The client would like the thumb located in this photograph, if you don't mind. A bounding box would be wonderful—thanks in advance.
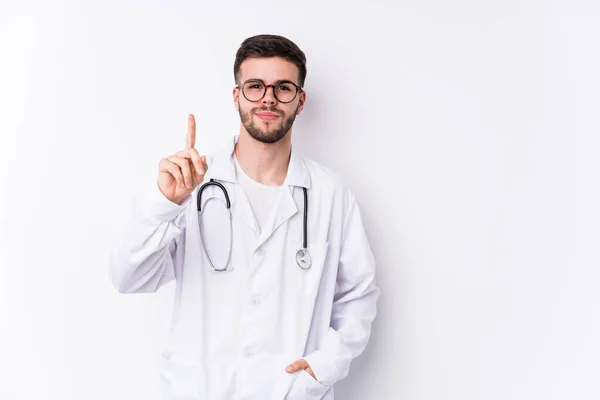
[286,359,308,373]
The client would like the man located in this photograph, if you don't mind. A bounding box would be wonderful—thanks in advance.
[109,34,380,400]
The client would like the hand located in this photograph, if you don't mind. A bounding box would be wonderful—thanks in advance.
[286,359,317,381]
[158,114,208,205]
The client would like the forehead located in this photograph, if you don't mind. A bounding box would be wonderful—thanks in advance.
[239,57,299,83]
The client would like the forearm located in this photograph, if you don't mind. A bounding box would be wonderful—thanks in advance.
[304,282,380,386]
[109,184,191,293]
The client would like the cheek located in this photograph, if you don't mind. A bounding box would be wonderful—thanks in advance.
[282,104,297,116]
[238,102,255,117]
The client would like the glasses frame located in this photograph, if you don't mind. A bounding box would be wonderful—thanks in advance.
[235,79,303,104]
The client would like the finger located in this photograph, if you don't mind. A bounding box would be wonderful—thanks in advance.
[286,359,308,373]
[159,158,184,188]
[176,148,205,176]
[186,114,196,149]
[169,155,194,188]
[167,155,193,188]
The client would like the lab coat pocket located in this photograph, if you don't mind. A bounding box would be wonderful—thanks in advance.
[158,351,200,400]
[294,242,329,299]
[285,369,330,399]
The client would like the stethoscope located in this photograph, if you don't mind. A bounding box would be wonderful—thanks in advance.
[197,178,311,272]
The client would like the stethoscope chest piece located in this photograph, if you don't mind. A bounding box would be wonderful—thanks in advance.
[296,248,312,269]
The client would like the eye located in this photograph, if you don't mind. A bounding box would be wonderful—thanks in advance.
[278,85,292,91]
[244,81,265,90]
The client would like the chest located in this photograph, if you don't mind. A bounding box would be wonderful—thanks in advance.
[189,181,336,299]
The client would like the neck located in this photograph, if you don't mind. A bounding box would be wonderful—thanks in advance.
[234,129,292,186]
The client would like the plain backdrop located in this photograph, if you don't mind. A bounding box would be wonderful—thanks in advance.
[1,0,598,399]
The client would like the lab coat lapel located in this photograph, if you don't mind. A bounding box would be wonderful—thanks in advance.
[232,184,259,234]
[254,150,311,250]
[255,187,298,249]
[205,135,259,234]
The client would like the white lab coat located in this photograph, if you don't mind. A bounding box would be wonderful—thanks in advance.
[109,135,380,400]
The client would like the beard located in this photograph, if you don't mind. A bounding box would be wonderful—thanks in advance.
[239,103,299,144]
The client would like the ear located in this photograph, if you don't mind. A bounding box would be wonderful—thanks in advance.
[233,86,240,111]
[296,91,306,115]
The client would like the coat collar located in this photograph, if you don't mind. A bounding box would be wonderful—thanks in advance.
[207,135,311,189]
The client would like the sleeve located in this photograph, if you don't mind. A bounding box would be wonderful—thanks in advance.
[302,192,380,388]
[108,182,193,294]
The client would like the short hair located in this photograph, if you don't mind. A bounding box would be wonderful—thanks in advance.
[233,34,307,86]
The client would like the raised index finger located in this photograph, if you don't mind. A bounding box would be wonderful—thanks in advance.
[186,114,196,149]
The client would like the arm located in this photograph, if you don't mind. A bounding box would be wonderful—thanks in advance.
[108,183,192,294]
[109,114,206,294]
[303,193,380,387]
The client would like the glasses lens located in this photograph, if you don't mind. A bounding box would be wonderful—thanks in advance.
[274,82,297,103]
[243,81,265,102]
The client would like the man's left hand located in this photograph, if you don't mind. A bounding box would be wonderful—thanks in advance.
[286,359,317,381]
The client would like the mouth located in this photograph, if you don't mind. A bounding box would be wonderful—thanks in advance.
[255,111,281,121]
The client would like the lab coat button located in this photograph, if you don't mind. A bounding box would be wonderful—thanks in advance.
[256,248,265,255]
[306,387,320,396]
[250,295,260,305]
[243,348,254,358]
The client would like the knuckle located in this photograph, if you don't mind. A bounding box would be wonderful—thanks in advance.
[173,157,185,166]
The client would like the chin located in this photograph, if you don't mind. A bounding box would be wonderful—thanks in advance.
[253,133,286,144]
[248,127,289,144]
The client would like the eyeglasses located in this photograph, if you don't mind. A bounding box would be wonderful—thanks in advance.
[236,79,303,104]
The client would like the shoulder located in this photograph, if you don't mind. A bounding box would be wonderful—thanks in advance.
[299,156,356,205]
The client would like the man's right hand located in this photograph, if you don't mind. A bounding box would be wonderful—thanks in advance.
[158,114,208,205]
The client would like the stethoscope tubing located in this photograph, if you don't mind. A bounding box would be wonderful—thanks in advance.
[197,178,310,270]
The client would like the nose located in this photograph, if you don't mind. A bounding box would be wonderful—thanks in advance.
[262,85,277,105]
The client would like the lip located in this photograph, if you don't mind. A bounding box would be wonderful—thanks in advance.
[255,112,280,120]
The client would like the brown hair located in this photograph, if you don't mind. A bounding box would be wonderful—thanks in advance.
[233,34,307,86]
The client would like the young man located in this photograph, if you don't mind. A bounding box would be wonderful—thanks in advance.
[109,34,380,400]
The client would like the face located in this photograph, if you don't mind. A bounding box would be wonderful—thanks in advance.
[233,57,306,144]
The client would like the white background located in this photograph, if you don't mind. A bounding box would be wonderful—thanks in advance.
[1,0,598,399]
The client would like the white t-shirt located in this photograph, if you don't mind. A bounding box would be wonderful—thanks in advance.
[233,154,282,233]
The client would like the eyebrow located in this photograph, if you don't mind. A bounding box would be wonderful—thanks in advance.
[246,78,298,86]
